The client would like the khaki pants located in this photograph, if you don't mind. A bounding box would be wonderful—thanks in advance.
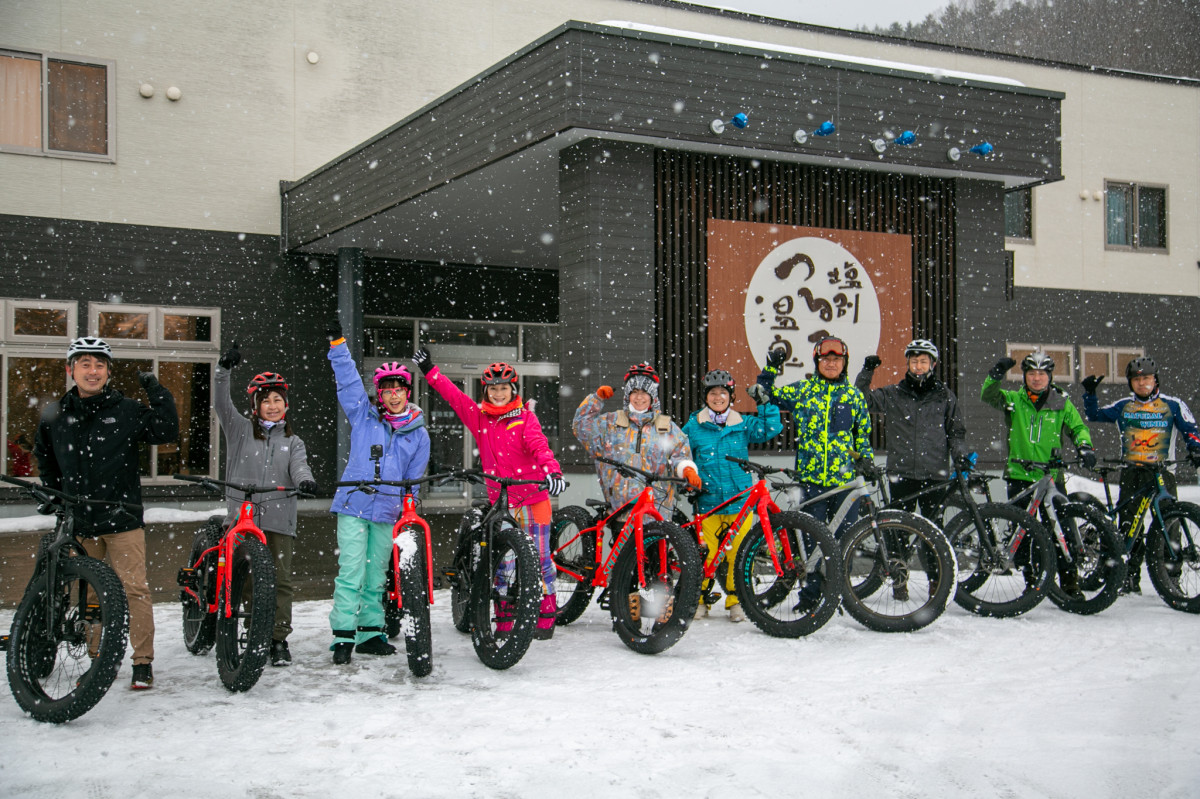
[82,528,154,665]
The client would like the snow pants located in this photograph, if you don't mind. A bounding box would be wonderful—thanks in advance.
[329,514,393,645]
[514,500,556,595]
[699,513,752,607]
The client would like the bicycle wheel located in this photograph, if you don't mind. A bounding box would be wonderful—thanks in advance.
[732,511,842,638]
[7,556,129,723]
[470,524,540,670]
[214,538,275,692]
[1145,501,1200,613]
[384,546,402,640]
[944,502,1054,617]
[396,527,433,677]
[449,509,481,634]
[608,521,702,654]
[1045,502,1126,615]
[840,512,957,633]
[181,517,220,655]
[550,506,597,626]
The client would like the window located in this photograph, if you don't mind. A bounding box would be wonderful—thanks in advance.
[1004,188,1032,240]
[1105,182,1167,251]
[0,49,114,160]
[1003,343,1075,383]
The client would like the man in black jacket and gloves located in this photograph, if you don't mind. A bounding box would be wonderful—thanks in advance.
[34,336,179,689]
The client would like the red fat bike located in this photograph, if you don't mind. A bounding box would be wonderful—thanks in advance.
[175,475,311,692]
[549,457,702,654]
[674,456,843,638]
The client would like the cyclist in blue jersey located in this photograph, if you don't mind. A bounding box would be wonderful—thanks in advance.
[1082,355,1200,593]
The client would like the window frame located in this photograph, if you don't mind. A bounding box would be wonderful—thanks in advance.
[1104,180,1168,253]
[0,48,116,162]
[1003,343,1075,384]
[2,298,77,345]
[89,303,221,350]
[1003,186,1033,243]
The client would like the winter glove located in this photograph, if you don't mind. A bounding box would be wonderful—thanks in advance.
[1079,447,1097,470]
[412,347,434,375]
[747,383,769,406]
[546,473,566,497]
[765,347,787,370]
[858,457,881,482]
[1189,452,1200,469]
[989,357,1017,381]
[1081,375,1104,394]
[137,371,160,392]
[682,466,702,491]
[325,317,343,342]
[595,385,614,400]
[298,480,318,497]
[218,342,242,371]
[954,453,975,473]
[863,355,882,371]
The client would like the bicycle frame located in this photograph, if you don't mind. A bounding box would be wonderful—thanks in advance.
[187,498,269,620]
[1008,471,1078,564]
[389,492,436,610]
[1092,464,1182,555]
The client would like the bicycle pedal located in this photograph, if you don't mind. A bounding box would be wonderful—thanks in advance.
[656,597,675,624]
[177,567,200,590]
[0,635,7,652]
[628,592,641,622]
[597,588,611,611]
[82,603,103,623]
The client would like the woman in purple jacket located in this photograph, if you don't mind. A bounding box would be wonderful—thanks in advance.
[413,347,566,639]
[326,320,430,665]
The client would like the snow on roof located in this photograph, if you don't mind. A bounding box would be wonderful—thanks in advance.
[599,20,1026,87]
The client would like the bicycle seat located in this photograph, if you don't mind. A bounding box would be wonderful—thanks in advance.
[585,498,608,511]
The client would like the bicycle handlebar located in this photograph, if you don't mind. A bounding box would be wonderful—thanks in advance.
[0,474,143,513]
[442,469,559,490]
[173,474,315,499]
[724,456,789,478]
[333,472,458,492]
[596,456,689,485]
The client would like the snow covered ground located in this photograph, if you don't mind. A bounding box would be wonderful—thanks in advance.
[1,582,1197,798]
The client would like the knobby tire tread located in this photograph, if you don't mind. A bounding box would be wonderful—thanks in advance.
[215,538,275,692]
[608,521,702,655]
[396,528,433,676]
[550,505,598,626]
[470,525,539,670]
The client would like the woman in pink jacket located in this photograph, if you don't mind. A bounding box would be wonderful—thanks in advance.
[412,347,566,639]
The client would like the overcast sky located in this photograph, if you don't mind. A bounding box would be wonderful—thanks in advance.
[676,0,953,30]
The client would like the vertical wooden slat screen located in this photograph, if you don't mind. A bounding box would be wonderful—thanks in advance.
[654,150,957,452]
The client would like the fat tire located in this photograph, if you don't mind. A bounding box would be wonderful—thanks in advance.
[608,521,702,654]
[396,527,433,677]
[840,512,957,633]
[215,539,275,692]
[470,525,540,670]
[550,506,597,626]
[1145,501,1200,613]
[1044,502,1126,615]
[944,502,1054,617]
[181,517,220,655]
[449,509,481,634]
[733,511,842,638]
[7,556,129,724]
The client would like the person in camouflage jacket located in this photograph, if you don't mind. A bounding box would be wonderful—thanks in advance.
[757,336,873,536]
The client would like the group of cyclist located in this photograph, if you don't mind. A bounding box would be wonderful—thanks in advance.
[27,323,1200,687]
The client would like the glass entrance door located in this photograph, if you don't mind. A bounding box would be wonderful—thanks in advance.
[422,375,472,500]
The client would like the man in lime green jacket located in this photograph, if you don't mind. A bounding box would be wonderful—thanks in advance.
[981,351,1096,490]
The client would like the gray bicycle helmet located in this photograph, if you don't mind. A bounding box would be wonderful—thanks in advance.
[702,369,735,399]
[904,339,939,363]
[1021,350,1055,373]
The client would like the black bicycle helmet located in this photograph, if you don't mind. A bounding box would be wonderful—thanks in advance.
[1021,351,1055,373]
[702,369,735,399]
[1126,355,1158,392]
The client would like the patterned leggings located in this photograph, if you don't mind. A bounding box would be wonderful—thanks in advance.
[514,500,556,595]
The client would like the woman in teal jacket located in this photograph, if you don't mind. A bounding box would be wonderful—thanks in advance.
[683,370,782,621]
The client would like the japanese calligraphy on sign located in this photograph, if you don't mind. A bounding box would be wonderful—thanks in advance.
[706,220,913,399]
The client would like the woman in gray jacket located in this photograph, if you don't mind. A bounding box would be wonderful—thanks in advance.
[215,343,317,667]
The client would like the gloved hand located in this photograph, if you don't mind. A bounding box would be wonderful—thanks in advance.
[1081,375,1104,394]
[298,480,318,496]
[766,347,787,370]
[218,342,242,370]
[326,317,343,342]
[989,357,1017,381]
[863,355,882,371]
[1189,452,1200,469]
[1079,447,1097,470]
[137,371,160,392]
[546,473,566,497]
[682,466,702,490]
[412,347,434,375]
[747,383,769,405]
[36,501,55,516]
[858,458,881,481]
[595,385,614,400]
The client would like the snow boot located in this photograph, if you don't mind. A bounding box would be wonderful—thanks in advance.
[534,595,557,640]
[494,600,514,638]
[694,602,710,620]
[355,635,397,656]
[130,663,154,690]
[727,603,746,623]
[332,629,355,664]
[270,640,292,667]
[793,572,824,612]
[1060,567,1083,599]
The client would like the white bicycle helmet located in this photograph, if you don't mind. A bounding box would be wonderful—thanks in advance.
[904,339,939,363]
[67,336,112,362]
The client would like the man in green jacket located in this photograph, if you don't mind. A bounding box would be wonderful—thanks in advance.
[981,350,1096,593]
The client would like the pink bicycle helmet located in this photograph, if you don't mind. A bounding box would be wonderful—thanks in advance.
[374,362,413,403]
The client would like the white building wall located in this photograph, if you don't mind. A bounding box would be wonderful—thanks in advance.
[1,0,1196,299]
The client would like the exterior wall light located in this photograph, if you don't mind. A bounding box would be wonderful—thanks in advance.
[306,51,320,64]
[138,83,155,98]
[166,86,182,101]
[710,112,749,135]
[947,147,962,162]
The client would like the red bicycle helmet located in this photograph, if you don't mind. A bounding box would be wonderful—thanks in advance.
[246,372,289,396]
[481,362,518,386]
[624,362,660,383]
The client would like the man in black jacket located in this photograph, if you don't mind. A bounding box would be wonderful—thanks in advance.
[33,336,179,689]
[855,339,971,516]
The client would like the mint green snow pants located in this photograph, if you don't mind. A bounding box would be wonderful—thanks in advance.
[328,514,394,645]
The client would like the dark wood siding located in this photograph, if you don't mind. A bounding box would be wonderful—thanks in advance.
[655,151,958,451]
